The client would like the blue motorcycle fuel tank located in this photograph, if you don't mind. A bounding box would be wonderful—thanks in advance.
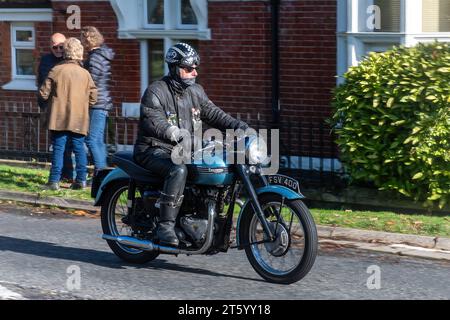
[187,154,234,186]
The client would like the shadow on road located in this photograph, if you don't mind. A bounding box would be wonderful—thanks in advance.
[0,235,265,283]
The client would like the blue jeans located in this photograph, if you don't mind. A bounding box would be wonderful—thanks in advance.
[49,131,87,183]
[86,109,108,170]
[61,140,75,180]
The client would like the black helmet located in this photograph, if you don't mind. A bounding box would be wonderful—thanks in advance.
[165,42,200,68]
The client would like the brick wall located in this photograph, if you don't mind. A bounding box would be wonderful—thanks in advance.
[278,0,337,157]
[200,1,273,124]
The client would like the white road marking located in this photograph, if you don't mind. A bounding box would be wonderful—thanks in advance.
[0,284,25,300]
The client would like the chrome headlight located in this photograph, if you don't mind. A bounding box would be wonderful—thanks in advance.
[247,135,269,164]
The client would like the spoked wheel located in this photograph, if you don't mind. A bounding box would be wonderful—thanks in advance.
[240,194,318,284]
[101,181,159,264]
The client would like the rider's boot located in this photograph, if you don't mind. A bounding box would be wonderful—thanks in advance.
[156,193,183,247]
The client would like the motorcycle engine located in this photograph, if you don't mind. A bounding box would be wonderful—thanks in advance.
[177,186,216,247]
[180,215,208,246]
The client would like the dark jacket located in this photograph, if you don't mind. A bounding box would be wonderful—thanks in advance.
[37,53,63,110]
[134,76,248,154]
[84,44,115,111]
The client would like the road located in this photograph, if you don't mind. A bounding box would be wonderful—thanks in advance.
[0,202,449,300]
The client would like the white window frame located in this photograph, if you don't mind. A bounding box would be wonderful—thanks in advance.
[2,22,37,91]
[11,23,36,80]
[337,0,450,84]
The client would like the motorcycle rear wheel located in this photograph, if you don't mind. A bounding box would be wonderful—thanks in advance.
[240,193,318,284]
[101,180,160,264]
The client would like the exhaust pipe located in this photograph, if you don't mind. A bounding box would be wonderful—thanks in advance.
[102,234,181,254]
[102,200,217,255]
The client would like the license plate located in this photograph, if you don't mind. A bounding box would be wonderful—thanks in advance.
[267,175,301,194]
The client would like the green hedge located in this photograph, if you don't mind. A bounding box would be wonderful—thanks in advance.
[331,42,450,209]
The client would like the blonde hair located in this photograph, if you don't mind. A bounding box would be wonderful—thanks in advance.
[63,37,84,60]
[81,26,104,49]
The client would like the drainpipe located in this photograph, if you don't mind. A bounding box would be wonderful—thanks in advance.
[270,0,280,127]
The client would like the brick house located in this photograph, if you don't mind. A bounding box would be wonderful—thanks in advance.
[0,0,448,173]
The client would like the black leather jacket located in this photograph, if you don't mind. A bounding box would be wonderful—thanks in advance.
[84,45,115,111]
[134,76,249,154]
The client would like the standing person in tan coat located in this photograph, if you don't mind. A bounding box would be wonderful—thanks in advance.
[39,38,97,190]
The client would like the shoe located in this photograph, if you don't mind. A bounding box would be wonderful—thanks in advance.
[60,177,74,184]
[157,203,181,247]
[157,221,179,247]
[43,182,60,191]
[86,178,93,187]
[71,181,87,190]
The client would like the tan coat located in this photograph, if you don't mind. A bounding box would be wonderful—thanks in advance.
[39,60,98,136]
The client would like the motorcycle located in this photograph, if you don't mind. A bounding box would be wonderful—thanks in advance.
[91,136,318,284]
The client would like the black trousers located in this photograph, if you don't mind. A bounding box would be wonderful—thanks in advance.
[134,147,187,204]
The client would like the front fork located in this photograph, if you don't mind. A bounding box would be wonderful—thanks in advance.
[236,165,275,241]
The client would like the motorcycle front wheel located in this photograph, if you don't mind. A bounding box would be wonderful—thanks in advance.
[101,180,160,264]
[240,193,318,284]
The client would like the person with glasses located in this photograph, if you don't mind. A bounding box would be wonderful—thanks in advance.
[37,33,75,185]
[133,43,248,247]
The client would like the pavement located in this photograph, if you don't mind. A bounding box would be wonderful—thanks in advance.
[0,188,449,262]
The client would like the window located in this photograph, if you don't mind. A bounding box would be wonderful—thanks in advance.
[360,0,401,32]
[145,0,198,29]
[178,0,198,28]
[146,0,164,26]
[337,0,450,86]
[373,0,401,32]
[423,0,450,32]
[11,23,35,78]
[148,39,165,83]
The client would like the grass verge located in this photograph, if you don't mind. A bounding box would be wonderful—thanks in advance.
[0,164,91,201]
[310,208,449,238]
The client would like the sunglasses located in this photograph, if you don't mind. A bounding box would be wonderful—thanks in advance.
[181,66,199,73]
[52,45,64,50]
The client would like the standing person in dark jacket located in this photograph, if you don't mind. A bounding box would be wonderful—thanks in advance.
[81,26,115,176]
[37,33,75,183]
[134,43,248,247]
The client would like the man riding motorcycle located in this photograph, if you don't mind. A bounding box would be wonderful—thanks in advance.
[133,43,248,247]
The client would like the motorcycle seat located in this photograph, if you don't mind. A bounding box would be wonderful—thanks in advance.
[112,151,162,184]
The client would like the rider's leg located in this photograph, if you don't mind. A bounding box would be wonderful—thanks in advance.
[134,147,187,247]
[156,165,187,247]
